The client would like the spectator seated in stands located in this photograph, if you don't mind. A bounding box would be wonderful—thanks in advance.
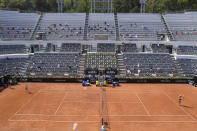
[35,13,85,40]
[87,13,115,40]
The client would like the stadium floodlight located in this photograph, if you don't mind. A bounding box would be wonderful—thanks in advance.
[139,0,146,13]
[56,0,64,13]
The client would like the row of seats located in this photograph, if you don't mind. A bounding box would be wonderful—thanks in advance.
[0,44,27,54]
[0,10,40,40]
[26,53,80,76]
[35,13,85,40]
[1,10,197,41]
[177,59,197,77]
[61,43,81,52]
[97,43,115,52]
[118,13,165,41]
[0,57,28,76]
[151,44,169,53]
[123,53,178,76]
[164,12,197,41]
[2,43,197,56]
[121,43,138,52]
[86,53,117,68]
[1,52,197,78]
[87,13,115,40]
[177,46,197,55]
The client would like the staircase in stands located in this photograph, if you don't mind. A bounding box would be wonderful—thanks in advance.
[161,14,175,41]
[83,12,89,40]
[116,53,126,76]
[114,12,120,41]
[78,53,86,78]
[30,13,43,40]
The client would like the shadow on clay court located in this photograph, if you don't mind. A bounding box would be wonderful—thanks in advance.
[9,87,15,90]
[181,105,193,108]
[28,92,33,94]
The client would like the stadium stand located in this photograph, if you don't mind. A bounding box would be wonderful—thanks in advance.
[26,53,80,76]
[87,13,116,40]
[60,43,81,52]
[164,12,197,41]
[85,53,117,69]
[0,10,197,82]
[177,58,197,76]
[118,13,166,41]
[0,10,40,40]
[177,45,197,55]
[151,44,169,53]
[45,43,54,52]
[35,13,86,40]
[0,44,27,54]
[123,53,179,76]
[97,43,115,52]
[0,57,29,76]
[121,43,138,52]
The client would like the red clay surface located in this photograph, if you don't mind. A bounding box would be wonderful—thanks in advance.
[0,83,197,131]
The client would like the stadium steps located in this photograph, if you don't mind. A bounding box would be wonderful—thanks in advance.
[161,14,175,41]
[117,53,126,76]
[30,13,42,40]
[20,58,31,76]
[114,12,120,41]
[79,53,86,77]
[83,12,89,40]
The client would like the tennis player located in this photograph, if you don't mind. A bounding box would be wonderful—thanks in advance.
[178,94,184,106]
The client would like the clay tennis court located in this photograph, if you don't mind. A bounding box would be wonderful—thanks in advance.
[0,83,197,131]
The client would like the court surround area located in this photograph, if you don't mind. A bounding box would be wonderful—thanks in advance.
[0,83,197,131]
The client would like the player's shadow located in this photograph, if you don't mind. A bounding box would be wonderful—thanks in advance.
[28,91,33,94]
[181,105,192,108]
[9,87,15,90]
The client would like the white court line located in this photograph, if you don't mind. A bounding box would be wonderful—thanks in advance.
[14,114,191,117]
[8,89,41,121]
[73,123,78,130]
[15,114,100,117]
[107,121,197,123]
[162,91,197,122]
[8,119,100,123]
[62,101,140,104]
[8,119,197,123]
[54,92,67,115]
[135,93,151,116]
[14,89,41,115]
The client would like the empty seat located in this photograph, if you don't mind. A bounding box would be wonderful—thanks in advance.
[164,12,197,41]
[87,13,116,40]
[123,53,178,76]
[0,44,27,54]
[118,13,165,41]
[177,46,197,55]
[97,43,115,52]
[0,10,40,40]
[35,13,85,40]
[26,53,80,76]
